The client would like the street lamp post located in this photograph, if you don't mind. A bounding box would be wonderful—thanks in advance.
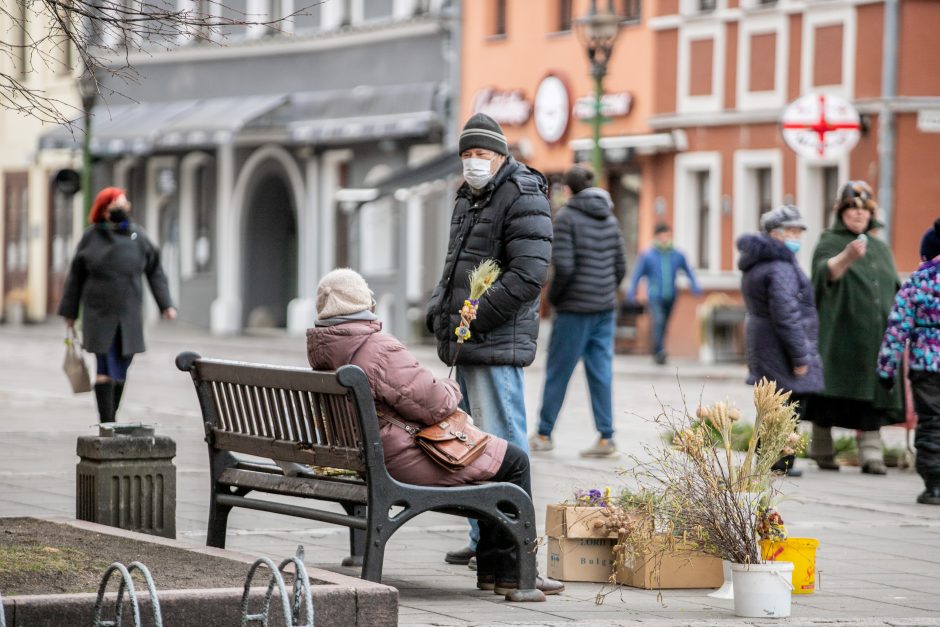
[77,72,98,224]
[575,0,622,186]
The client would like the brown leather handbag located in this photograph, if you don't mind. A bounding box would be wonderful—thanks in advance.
[381,409,491,472]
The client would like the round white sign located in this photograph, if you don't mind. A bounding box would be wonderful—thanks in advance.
[533,75,569,144]
[781,93,861,160]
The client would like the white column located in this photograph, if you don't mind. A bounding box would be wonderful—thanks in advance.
[318,150,352,278]
[405,191,423,303]
[286,153,320,335]
[210,142,241,334]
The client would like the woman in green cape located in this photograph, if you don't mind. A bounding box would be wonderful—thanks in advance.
[807,181,904,475]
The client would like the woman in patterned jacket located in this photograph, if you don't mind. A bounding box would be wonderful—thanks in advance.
[877,218,940,505]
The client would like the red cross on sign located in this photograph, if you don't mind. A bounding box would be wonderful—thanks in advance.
[781,93,861,160]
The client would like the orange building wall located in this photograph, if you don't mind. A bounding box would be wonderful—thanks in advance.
[787,15,801,101]
[724,22,738,110]
[894,114,940,272]
[899,0,940,96]
[653,28,678,114]
[855,3,883,99]
[461,0,656,175]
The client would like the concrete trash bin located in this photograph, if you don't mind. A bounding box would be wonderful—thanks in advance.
[76,424,176,538]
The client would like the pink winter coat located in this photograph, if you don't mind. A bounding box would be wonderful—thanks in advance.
[306,320,507,487]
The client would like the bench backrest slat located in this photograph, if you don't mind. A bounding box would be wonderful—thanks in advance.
[188,358,370,473]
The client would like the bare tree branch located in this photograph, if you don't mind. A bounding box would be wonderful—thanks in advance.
[1,0,324,125]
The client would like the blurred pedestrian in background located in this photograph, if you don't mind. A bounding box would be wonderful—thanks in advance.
[877,219,940,504]
[627,223,701,365]
[58,187,176,423]
[529,165,626,458]
[737,205,824,477]
[806,181,903,475]
[425,113,552,566]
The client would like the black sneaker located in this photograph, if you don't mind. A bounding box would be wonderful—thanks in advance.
[917,486,940,505]
[444,545,476,565]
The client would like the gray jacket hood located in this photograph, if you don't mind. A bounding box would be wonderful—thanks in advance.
[567,187,614,220]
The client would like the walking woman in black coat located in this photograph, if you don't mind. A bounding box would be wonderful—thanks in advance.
[58,187,176,423]
[737,205,824,476]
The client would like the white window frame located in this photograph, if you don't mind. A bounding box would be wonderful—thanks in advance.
[796,153,849,270]
[321,0,364,30]
[801,6,856,101]
[732,149,783,265]
[179,151,215,279]
[736,12,788,111]
[677,21,726,114]
[674,152,722,273]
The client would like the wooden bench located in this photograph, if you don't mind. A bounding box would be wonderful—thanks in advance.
[175,352,544,602]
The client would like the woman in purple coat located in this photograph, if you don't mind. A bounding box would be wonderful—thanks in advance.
[737,206,824,475]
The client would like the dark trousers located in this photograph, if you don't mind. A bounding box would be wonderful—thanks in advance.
[910,371,940,488]
[476,443,532,580]
[648,298,675,355]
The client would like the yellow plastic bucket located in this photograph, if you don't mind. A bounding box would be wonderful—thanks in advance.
[760,537,819,595]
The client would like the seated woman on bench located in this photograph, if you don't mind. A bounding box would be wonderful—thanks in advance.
[301,268,562,596]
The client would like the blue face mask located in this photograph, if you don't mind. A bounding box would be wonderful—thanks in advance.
[784,239,802,254]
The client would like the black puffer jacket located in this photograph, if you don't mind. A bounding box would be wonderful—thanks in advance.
[426,157,553,367]
[547,187,626,313]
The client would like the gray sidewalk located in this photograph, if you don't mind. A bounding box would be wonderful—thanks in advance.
[1,321,938,626]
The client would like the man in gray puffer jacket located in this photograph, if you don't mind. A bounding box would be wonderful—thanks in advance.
[530,165,627,458]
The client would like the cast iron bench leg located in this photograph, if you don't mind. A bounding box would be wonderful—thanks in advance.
[341,503,366,567]
[207,496,232,549]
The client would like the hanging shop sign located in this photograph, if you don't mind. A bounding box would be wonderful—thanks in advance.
[472,88,532,126]
[781,93,861,160]
[572,92,633,120]
[533,74,570,144]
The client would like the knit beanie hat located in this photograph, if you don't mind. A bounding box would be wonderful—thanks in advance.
[921,218,940,260]
[458,113,509,156]
[563,165,595,194]
[316,269,374,320]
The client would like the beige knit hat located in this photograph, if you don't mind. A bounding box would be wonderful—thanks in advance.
[316,268,374,319]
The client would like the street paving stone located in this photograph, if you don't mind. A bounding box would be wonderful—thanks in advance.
[1,322,939,625]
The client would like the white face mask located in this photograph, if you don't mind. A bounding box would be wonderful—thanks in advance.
[462,158,494,189]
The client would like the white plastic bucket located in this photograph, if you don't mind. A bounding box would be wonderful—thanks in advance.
[730,561,794,618]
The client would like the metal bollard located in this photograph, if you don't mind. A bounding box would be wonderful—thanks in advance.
[76,424,177,538]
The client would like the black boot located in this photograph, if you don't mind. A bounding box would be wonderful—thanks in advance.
[94,381,115,423]
[771,455,802,477]
[112,381,125,419]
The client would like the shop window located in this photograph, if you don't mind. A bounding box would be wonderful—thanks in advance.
[620,0,641,23]
[193,164,215,273]
[557,0,572,31]
[698,0,717,12]
[695,171,711,270]
[493,0,507,36]
[821,165,839,230]
[755,167,772,224]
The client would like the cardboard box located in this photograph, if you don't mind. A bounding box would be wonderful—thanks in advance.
[546,536,617,582]
[544,503,618,539]
[614,537,723,589]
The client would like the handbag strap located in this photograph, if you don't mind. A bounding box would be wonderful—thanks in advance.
[67,326,84,350]
[377,410,418,436]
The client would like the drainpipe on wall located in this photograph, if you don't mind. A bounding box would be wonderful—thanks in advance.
[877,0,899,244]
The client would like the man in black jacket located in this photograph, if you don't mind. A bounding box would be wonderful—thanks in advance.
[426,113,553,569]
[529,165,626,458]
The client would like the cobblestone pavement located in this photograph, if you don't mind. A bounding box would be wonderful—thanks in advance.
[1,321,938,626]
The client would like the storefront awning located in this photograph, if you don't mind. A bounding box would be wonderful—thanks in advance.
[156,94,288,148]
[245,82,442,144]
[568,130,688,156]
[38,100,199,155]
[336,151,462,206]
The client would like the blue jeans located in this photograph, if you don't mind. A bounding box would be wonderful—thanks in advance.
[456,364,529,551]
[537,311,616,440]
[648,298,675,355]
